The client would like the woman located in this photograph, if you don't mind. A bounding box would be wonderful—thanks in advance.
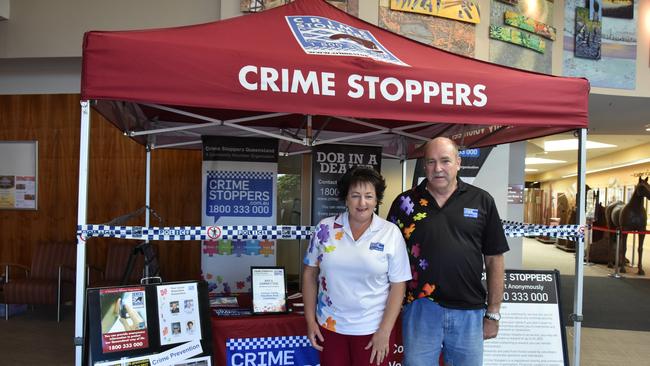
[303,166,411,366]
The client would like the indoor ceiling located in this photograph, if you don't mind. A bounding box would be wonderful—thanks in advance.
[524,93,650,175]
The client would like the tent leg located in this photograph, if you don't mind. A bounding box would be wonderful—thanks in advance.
[572,128,587,366]
[401,159,407,192]
[144,147,151,280]
[75,100,91,366]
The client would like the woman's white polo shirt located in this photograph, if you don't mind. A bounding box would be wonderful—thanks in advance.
[304,211,411,335]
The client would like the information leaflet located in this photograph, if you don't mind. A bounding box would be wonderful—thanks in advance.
[99,287,149,354]
[157,283,203,346]
[483,269,568,366]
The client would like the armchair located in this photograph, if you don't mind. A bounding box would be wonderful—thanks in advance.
[87,242,150,288]
[1,242,76,321]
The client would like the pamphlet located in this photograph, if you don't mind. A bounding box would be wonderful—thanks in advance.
[157,283,203,346]
[99,287,149,354]
[210,296,239,308]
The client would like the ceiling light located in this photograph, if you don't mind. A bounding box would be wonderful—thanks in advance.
[543,139,616,152]
[561,157,650,178]
[525,157,567,165]
[525,168,539,172]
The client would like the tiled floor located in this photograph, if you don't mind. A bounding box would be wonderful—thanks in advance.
[1,238,648,365]
[566,327,650,366]
[523,237,650,365]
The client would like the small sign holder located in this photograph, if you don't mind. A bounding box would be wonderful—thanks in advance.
[251,266,287,314]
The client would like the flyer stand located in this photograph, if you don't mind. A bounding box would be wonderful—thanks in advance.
[85,281,213,366]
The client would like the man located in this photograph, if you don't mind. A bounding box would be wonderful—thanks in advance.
[387,137,508,366]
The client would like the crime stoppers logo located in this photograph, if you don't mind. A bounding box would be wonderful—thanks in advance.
[286,16,408,66]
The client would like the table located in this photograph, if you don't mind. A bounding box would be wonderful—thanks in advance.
[211,295,405,366]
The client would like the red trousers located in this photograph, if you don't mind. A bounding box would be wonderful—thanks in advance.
[319,326,395,366]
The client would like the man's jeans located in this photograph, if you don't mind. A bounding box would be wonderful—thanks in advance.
[402,298,484,366]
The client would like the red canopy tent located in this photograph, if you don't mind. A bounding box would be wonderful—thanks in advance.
[75,0,590,364]
[81,0,588,156]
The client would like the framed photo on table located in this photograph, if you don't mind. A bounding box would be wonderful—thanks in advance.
[251,266,287,314]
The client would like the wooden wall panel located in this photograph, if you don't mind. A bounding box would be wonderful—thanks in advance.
[0,94,202,281]
[0,95,80,267]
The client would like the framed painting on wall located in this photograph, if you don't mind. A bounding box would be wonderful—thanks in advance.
[601,0,633,19]
[607,186,624,204]
[574,7,601,59]
[0,141,38,210]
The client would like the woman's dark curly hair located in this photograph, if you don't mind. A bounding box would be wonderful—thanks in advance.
[336,166,386,204]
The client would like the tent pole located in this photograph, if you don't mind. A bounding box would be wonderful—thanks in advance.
[145,146,151,279]
[402,159,407,192]
[573,128,587,366]
[74,100,91,366]
[298,115,313,290]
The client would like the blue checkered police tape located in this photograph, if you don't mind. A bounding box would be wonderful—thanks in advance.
[502,220,583,239]
[221,225,314,239]
[76,221,582,241]
[206,171,274,180]
[77,225,315,241]
[227,336,312,351]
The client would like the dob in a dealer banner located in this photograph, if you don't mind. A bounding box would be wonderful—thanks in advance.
[412,146,494,187]
[311,144,382,225]
[201,136,277,294]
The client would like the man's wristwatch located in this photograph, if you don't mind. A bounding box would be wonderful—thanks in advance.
[484,312,501,321]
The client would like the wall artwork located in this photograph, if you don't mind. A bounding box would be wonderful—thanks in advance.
[489,0,553,73]
[489,25,546,53]
[240,0,359,16]
[563,0,637,89]
[588,0,602,21]
[379,1,475,57]
[504,10,556,40]
[390,0,481,24]
[601,0,633,19]
[574,7,601,59]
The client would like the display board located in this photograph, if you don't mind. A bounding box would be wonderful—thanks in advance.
[201,136,278,294]
[411,147,494,187]
[311,144,381,225]
[483,269,569,365]
[86,281,213,366]
[0,141,37,210]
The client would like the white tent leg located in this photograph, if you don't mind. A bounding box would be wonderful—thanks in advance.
[401,159,407,191]
[74,100,91,366]
[145,147,151,279]
[572,128,587,366]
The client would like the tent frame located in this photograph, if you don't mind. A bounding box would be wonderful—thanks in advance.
[74,100,588,366]
[129,103,431,155]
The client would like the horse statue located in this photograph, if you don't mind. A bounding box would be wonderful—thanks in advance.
[605,176,650,275]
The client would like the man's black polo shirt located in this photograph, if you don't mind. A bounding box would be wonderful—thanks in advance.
[387,178,509,309]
